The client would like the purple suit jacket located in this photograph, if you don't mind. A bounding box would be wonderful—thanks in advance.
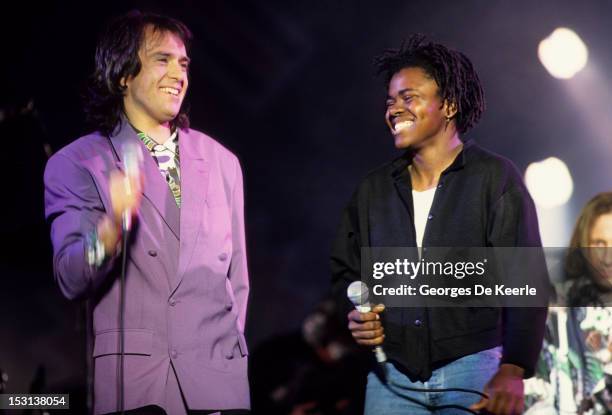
[44,120,250,413]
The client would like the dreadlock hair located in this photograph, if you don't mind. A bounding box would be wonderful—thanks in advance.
[83,10,192,137]
[373,34,485,135]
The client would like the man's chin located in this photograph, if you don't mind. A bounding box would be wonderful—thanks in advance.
[393,135,413,149]
[161,109,182,123]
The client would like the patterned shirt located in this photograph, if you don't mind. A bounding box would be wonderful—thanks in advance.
[137,130,181,207]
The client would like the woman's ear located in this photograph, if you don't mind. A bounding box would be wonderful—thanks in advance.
[444,100,458,119]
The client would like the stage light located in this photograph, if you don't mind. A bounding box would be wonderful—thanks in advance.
[525,157,574,209]
[538,27,588,79]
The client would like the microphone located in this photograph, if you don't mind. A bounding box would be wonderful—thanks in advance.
[117,140,143,414]
[347,281,388,382]
[120,141,143,232]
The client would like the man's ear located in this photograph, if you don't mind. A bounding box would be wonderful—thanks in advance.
[444,100,458,119]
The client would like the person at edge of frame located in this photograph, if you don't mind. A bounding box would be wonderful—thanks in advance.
[43,10,250,415]
[331,35,548,415]
[556,192,612,414]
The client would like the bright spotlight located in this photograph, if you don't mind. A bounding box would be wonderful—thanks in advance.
[538,27,588,79]
[525,157,574,209]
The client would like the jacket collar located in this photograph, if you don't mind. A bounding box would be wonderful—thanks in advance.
[391,138,476,181]
[108,116,210,294]
[108,116,181,239]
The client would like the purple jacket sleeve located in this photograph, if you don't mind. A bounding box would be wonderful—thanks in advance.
[44,153,116,300]
[228,157,249,329]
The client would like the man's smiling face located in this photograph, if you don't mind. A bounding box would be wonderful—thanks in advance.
[385,67,451,149]
[123,26,190,129]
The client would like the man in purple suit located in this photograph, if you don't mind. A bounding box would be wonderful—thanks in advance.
[44,11,250,415]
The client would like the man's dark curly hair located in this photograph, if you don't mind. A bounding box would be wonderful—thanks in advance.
[374,34,485,135]
[83,10,192,136]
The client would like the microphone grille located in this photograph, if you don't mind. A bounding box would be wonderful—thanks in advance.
[347,281,369,306]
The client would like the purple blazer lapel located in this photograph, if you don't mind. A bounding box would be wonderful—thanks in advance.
[173,129,209,295]
[109,120,180,239]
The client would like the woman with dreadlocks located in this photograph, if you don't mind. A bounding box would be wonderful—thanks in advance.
[331,35,547,415]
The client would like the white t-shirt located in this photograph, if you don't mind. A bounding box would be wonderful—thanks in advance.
[412,188,436,247]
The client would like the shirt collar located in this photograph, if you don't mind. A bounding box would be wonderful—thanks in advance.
[391,138,475,180]
[126,120,179,146]
[164,130,179,150]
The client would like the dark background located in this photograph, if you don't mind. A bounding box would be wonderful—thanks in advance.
[1,0,611,410]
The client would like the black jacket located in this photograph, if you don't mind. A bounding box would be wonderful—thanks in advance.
[331,140,547,380]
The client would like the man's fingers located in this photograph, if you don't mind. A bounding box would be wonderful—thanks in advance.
[351,328,384,339]
[469,397,487,411]
[487,389,508,414]
[347,307,385,347]
[348,319,381,331]
[354,336,385,346]
[487,391,522,415]
[501,395,523,415]
[514,396,524,414]
[486,393,504,414]
[97,214,120,255]
[348,310,380,323]
[470,393,522,414]
[372,304,385,313]
[504,398,517,415]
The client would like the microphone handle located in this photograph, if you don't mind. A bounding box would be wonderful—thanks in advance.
[122,209,132,233]
[354,303,387,364]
